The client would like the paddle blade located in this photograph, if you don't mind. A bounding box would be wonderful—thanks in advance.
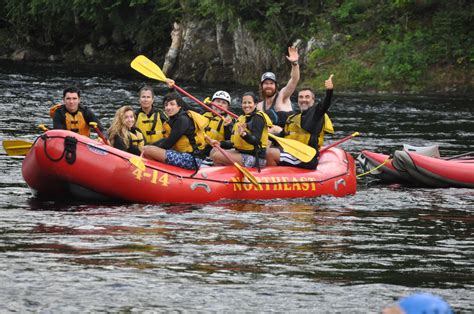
[208,139,260,187]
[234,162,260,187]
[131,55,167,82]
[269,134,316,163]
[2,140,33,156]
[129,155,146,171]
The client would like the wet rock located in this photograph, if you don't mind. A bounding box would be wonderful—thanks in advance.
[11,48,27,61]
[98,36,108,48]
[11,48,48,61]
[83,44,95,57]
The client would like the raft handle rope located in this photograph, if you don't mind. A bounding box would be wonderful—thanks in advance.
[356,157,391,178]
[42,134,65,162]
[42,134,78,164]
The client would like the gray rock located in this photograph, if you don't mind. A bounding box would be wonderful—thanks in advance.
[83,44,95,57]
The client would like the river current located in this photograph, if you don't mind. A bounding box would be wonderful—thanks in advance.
[0,60,473,312]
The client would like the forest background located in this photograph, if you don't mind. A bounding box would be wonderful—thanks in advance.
[1,0,472,94]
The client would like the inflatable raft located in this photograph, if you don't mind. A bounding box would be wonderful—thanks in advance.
[358,148,474,188]
[22,130,357,203]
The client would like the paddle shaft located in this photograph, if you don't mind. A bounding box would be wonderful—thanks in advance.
[173,85,228,119]
[204,135,233,162]
[212,141,236,164]
[89,122,109,145]
[176,83,316,162]
[205,135,259,186]
[320,132,359,153]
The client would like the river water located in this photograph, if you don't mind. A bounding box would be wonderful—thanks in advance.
[0,60,473,312]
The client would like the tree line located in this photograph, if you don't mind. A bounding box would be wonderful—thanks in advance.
[1,0,472,93]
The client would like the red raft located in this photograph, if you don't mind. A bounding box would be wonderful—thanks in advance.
[359,150,474,188]
[22,130,357,203]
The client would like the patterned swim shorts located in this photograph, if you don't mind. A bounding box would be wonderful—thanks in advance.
[241,153,266,168]
[166,150,202,170]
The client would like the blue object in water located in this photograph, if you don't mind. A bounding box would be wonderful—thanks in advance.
[398,293,453,314]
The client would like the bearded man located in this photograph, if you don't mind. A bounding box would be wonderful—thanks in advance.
[257,46,300,129]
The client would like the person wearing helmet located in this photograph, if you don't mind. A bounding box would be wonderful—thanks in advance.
[202,90,235,157]
[382,293,453,314]
[257,46,300,129]
[208,92,273,170]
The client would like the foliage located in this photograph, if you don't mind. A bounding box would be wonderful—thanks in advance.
[192,0,323,50]
[0,0,472,92]
[1,0,181,56]
[305,0,473,92]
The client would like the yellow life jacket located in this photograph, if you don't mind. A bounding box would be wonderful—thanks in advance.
[162,110,207,153]
[65,111,90,137]
[231,111,273,151]
[49,103,62,118]
[319,114,334,148]
[203,111,228,142]
[135,109,167,143]
[128,128,145,152]
[284,113,334,148]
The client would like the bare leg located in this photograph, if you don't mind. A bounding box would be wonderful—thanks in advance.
[266,147,281,166]
[143,145,167,163]
[210,148,243,166]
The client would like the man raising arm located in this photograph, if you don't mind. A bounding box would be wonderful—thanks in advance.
[257,46,300,128]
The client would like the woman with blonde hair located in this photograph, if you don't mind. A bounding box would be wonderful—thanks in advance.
[108,106,145,155]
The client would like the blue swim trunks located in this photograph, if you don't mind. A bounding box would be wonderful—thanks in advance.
[165,150,202,170]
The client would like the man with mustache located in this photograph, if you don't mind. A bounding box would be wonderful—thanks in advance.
[257,46,300,129]
[266,74,334,169]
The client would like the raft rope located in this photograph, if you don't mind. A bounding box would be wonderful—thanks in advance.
[42,134,64,162]
[356,157,391,178]
[42,134,78,164]
[64,136,78,164]
[39,134,352,186]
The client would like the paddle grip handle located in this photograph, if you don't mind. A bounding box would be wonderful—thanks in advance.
[89,122,110,145]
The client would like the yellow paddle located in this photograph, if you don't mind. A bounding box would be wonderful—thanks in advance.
[89,122,110,145]
[2,139,33,156]
[131,55,168,82]
[89,121,145,170]
[320,132,360,153]
[2,124,51,156]
[131,55,260,183]
[130,55,317,162]
[268,134,316,162]
[205,136,260,187]
[131,55,222,115]
[129,151,146,171]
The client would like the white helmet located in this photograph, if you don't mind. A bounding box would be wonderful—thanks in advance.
[212,90,231,104]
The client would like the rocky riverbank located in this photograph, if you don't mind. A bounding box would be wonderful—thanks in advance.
[1,12,472,95]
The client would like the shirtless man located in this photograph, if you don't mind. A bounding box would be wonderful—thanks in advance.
[257,46,300,129]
